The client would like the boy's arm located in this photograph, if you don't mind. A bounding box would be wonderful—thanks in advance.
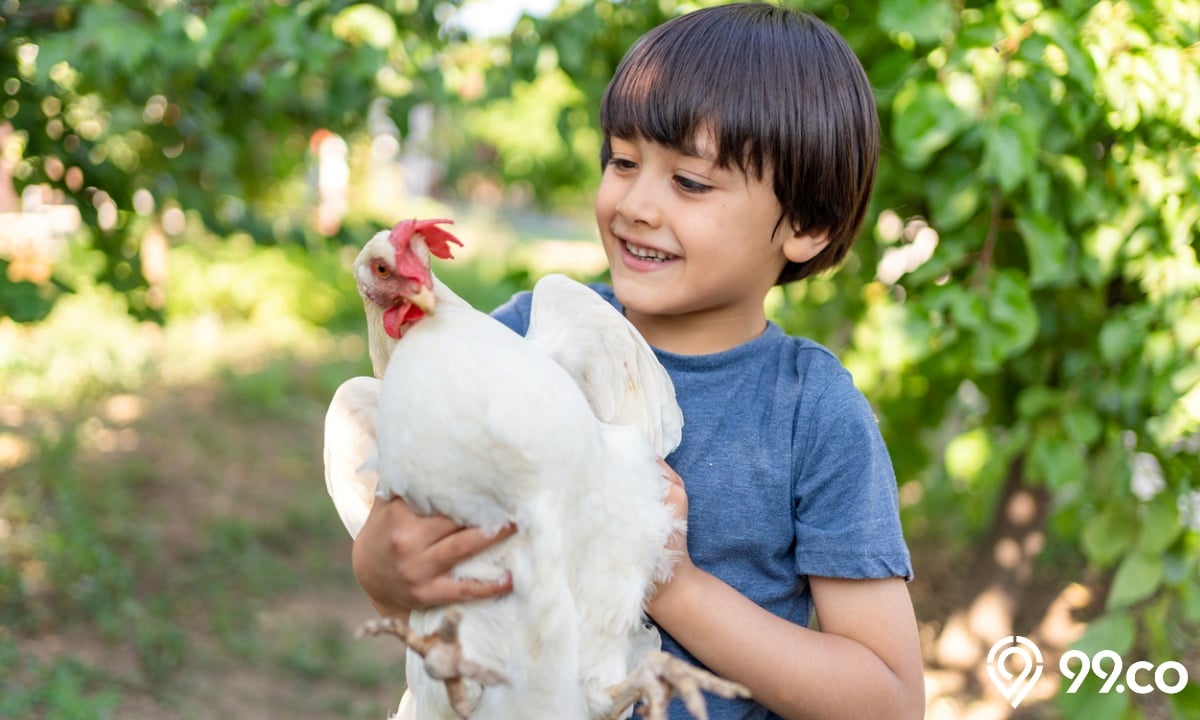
[648,469,925,720]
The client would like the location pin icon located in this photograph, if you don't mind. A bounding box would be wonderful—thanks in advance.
[986,635,1044,708]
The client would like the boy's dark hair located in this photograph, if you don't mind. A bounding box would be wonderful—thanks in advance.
[599,2,878,284]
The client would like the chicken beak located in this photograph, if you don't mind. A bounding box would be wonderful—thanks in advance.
[410,285,437,315]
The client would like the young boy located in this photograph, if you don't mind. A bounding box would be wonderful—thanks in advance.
[351,4,924,718]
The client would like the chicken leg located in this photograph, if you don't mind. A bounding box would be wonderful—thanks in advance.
[359,610,509,719]
[604,651,751,720]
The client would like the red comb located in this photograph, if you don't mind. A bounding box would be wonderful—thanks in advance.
[388,218,463,260]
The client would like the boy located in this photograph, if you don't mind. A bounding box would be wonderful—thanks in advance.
[352,4,924,718]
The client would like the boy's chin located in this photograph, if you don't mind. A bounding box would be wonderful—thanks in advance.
[611,278,673,320]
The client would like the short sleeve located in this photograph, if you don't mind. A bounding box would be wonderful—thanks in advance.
[490,284,618,336]
[489,290,533,335]
[792,365,912,581]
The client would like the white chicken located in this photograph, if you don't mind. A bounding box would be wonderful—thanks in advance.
[324,219,749,720]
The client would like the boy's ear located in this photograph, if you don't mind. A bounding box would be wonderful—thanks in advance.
[782,229,831,264]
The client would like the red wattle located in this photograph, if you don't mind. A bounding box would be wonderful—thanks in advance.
[383,302,426,339]
[383,304,405,339]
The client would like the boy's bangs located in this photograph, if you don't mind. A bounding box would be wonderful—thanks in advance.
[601,48,711,159]
[600,20,771,176]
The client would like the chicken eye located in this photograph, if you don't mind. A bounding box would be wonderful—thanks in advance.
[373,261,389,278]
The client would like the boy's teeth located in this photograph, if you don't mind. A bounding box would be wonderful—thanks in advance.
[625,241,672,261]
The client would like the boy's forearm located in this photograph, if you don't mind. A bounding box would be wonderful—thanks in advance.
[649,566,924,720]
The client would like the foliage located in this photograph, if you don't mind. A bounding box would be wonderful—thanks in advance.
[0,0,472,320]
[862,0,1198,663]
[814,1,1198,715]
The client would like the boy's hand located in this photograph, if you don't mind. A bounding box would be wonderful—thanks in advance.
[647,459,697,617]
[352,496,516,619]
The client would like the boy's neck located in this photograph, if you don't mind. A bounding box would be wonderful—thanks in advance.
[624,306,771,355]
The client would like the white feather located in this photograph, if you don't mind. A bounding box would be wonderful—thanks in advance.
[323,375,382,538]
[526,274,683,459]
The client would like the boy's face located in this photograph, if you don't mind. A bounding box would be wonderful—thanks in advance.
[595,133,826,349]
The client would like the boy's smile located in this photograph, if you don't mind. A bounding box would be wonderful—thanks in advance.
[596,135,828,355]
[621,239,679,265]
[619,237,681,269]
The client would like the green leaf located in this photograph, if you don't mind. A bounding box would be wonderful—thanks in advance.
[1027,427,1085,488]
[1062,407,1102,446]
[1016,386,1062,419]
[1082,507,1137,566]
[891,80,971,169]
[1107,552,1164,609]
[982,107,1041,192]
[1138,495,1181,554]
[1025,159,1053,215]
[1072,610,1136,656]
[878,0,955,45]
[1056,671,1132,720]
[79,3,156,73]
[984,270,1039,361]
[1046,152,1088,192]
[1060,613,1135,718]
[1032,10,1097,92]
[1016,212,1073,287]
[927,165,983,230]
[946,287,987,331]
[0,272,57,324]
[1098,317,1138,364]
[1181,578,1200,621]
[1168,681,1200,718]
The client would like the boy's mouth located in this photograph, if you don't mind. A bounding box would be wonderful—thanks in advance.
[623,240,678,262]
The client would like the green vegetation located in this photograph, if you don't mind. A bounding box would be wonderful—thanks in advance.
[1,0,1197,717]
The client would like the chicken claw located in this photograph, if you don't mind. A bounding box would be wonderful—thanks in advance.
[604,651,751,720]
[358,610,509,719]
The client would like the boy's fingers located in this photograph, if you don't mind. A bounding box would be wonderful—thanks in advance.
[428,571,514,604]
[429,523,517,572]
[381,496,502,546]
[378,496,456,535]
[416,513,471,542]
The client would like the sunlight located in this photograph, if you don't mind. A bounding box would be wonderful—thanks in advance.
[452,0,560,38]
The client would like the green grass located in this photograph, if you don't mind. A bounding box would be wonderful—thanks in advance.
[0,640,120,720]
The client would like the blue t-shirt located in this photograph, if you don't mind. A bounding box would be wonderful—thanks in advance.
[491,284,912,720]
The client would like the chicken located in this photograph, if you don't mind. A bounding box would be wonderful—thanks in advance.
[324,218,749,719]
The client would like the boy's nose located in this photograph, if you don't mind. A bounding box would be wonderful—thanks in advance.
[615,179,663,228]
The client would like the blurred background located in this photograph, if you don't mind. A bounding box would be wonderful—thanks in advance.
[0,0,1197,718]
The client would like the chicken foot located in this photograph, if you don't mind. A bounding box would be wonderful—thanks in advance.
[603,650,751,720]
[358,610,509,719]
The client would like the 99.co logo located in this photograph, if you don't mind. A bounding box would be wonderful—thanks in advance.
[987,636,1190,709]
[1059,649,1189,696]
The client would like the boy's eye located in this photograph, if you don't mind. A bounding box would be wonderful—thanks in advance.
[674,174,712,193]
[608,157,637,171]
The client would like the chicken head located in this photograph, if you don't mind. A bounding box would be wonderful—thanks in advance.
[354,218,462,342]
